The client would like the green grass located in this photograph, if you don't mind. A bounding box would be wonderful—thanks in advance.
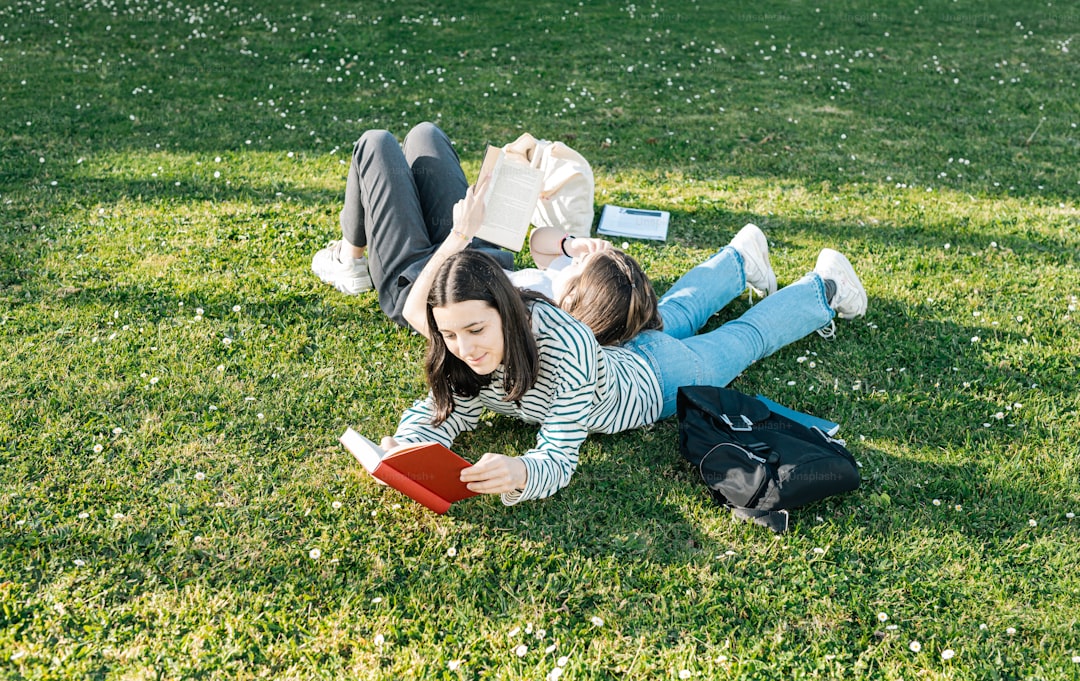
[2,0,1079,678]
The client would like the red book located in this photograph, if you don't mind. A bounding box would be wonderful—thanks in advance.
[340,428,479,514]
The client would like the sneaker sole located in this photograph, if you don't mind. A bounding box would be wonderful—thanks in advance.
[312,266,372,296]
[334,277,373,295]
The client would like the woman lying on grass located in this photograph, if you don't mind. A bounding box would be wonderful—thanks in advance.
[377,180,868,505]
[312,121,608,328]
[310,119,760,348]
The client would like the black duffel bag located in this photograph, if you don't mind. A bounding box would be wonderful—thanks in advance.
[677,386,860,533]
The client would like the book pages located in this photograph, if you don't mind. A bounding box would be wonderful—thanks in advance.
[474,146,543,251]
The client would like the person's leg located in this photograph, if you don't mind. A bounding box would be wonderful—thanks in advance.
[338,134,379,250]
[311,131,393,295]
[341,127,464,325]
[358,122,512,325]
[657,245,746,339]
[314,129,425,296]
[627,273,834,419]
[401,121,467,244]
[682,272,832,388]
[401,121,515,265]
[338,122,464,249]
[318,123,513,321]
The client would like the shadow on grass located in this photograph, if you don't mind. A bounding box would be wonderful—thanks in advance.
[55,175,346,211]
[0,172,347,304]
[652,207,1080,269]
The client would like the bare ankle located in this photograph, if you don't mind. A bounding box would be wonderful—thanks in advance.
[342,238,365,260]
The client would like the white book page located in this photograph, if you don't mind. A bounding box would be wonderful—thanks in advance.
[474,146,543,251]
[597,204,670,241]
[339,428,385,474]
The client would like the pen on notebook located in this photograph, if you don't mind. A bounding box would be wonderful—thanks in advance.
[622,208,664,216]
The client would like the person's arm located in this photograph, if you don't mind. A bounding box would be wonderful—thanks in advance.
[529,227,612,269]
[459,452,528,494]
[498,413,590,505]
[459,306,598,504]
[457,408,590,503]
[388,392,484,449]
[401,177,492,338]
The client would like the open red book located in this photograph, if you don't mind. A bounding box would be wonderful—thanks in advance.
[340,428,479,514]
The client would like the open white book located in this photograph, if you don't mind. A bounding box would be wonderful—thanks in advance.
[473,146,544,251]
[597,204,670,241]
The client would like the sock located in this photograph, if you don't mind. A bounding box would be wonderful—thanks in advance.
[823,279,837,305]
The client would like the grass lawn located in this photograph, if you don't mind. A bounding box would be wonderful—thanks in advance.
[1,0,1079,678]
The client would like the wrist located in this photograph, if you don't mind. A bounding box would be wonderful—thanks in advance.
[513,457,529,490]
[560,234,576,257]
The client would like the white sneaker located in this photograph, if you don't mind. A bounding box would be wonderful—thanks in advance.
[814,248,867,319]
[729,223,777,298]
[311,240,373,295]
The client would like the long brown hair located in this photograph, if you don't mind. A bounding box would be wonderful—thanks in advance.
[424,250,548,425]
[558,250,662,346]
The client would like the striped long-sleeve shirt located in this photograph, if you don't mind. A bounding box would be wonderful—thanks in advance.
[392,301,663,505]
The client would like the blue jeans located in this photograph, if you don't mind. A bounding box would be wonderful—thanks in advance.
[623,246,835,419]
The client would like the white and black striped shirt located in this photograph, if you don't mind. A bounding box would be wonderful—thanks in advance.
[393,301,663,504]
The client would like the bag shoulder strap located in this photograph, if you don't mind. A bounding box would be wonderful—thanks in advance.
[731,507,790,534]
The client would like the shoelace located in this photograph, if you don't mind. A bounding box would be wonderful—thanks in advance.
[334,241,351,265]
[746,283,771,306]
[815,320,836,340]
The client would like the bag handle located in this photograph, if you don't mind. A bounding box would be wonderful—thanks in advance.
[719,413,753,431]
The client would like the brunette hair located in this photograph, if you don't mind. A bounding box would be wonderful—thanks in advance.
[558,250,663,346]
[424,250,548,425]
